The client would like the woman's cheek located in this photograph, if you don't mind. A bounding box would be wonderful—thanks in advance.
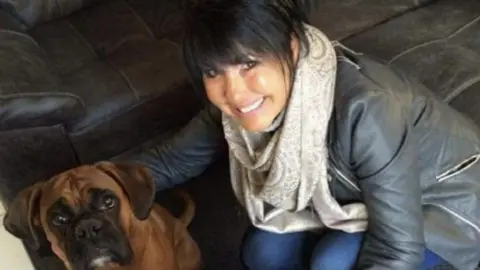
[204,82,222,103]
[219,105,235,117]
[206,92,234,116]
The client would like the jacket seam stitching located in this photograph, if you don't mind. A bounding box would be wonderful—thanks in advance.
[429,203,480,233]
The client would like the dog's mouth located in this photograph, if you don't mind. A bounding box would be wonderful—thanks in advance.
[88,251,121,269]
[69,248,132,270]
[69,242,132,270]
[65,215,133,270]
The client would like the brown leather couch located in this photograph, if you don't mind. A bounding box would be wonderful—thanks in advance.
[1,0,479,269]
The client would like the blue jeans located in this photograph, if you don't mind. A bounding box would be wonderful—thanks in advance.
[241,226,450,270]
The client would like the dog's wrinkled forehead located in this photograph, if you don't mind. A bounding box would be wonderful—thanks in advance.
[40,165,123,210]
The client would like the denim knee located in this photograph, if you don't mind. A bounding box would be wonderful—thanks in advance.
[241,228,310,270]
[310,230,451,270]
[310,231,363,270]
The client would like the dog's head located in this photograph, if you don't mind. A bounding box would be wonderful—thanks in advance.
[3,162,155,270]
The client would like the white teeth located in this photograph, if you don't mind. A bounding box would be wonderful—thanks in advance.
[239,98,264,113]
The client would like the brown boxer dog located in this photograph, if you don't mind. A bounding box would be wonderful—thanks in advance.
[3,161,202,270]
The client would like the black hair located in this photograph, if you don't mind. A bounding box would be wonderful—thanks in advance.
[182,0,316,95]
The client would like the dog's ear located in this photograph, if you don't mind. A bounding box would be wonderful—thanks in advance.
[95,161,155,220]
[3,182,45,250]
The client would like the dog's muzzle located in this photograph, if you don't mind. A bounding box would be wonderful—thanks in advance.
[66,214,132,270]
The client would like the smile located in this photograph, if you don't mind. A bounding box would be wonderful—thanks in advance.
[239,98,264,113]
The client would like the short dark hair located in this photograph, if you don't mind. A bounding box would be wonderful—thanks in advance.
[182,0,315,94]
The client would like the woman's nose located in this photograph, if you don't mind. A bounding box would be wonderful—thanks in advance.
[224,71,246,103]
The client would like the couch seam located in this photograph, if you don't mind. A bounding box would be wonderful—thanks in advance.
[65,18,98,59]
[67,102,140,135]
[388,14,480,64]
[340,0,438,42]
[0,124,80,167]
[0,92,85,109]
[60,124,81,164]
[0,29,40,47]
[66,80,193,135]
[445,76,480,103]
[123,0,155,38]
[53,0,62,17]
[99,36,186,101]
[103,35,147,55]
[102,51,140,100]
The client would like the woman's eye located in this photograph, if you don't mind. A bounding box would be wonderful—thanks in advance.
[243,60,257,69]
[52,214,69,226]
[101,195,116,210]
[203,69,217,78]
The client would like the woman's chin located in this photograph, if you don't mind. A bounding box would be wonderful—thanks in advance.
[239,117,274,132]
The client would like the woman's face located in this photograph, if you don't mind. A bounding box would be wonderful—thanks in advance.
[202,39,299,132]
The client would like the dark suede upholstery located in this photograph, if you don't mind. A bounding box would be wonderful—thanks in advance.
[344,0,480,116]
[0,0,108,27]
[307,0,433,40]
[0,0,479,269]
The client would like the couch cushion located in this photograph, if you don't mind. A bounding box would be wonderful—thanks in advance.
[308,0,434,40]
[123,0,185,43]
[343,0,480,123]
[28,0,188,132]
[67,81,202,164]
[27,0,202,162]
[0,0,108,28]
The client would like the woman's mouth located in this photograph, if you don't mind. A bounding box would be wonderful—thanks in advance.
[238,98,265,114]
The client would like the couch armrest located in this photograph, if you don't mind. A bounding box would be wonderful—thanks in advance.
[0,93,84,131]
[0,11,84,131]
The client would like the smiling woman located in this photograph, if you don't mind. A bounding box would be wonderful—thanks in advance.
[202,51,296,132]
[183,0,307,132]
[123,0,480,269]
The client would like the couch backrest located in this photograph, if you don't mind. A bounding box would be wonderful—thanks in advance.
[0,0,108,28]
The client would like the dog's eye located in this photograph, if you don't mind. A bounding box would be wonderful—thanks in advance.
[100,195,116,211]
[52,214,70,226]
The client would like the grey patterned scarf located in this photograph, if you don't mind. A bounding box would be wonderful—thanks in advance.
[222,25,368,233]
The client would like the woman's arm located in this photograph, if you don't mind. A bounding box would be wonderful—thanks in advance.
[124,104,226,191]
[343,91,425,270]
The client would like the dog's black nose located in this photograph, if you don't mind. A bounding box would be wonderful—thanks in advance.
[75,218,103,240]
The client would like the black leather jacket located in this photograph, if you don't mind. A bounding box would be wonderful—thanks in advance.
[129,46,480,270]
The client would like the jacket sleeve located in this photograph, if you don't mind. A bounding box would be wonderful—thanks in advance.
[345,91,425,269]
[124,104,226,191]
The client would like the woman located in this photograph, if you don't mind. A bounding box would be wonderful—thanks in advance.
[129,0,480,269]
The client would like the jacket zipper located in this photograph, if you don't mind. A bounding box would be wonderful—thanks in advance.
[330,163,361,193]
[430,203,480,233]
[332,169,480,235]
[436,154,480,182]
[328,151,480,235]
